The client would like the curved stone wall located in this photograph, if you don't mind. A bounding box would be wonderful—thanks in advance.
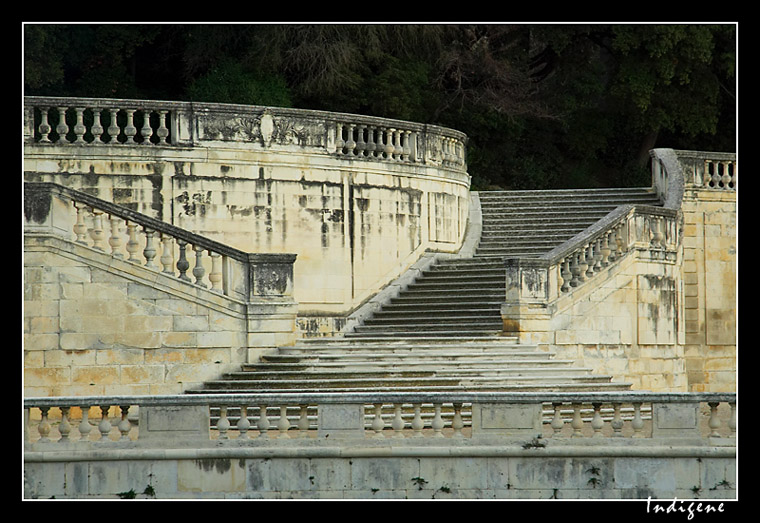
[24,97,471,337]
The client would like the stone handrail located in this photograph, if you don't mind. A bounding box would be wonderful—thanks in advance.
[24,181,296,302]
[23,96,468,172]
[23,391,736,445]
[503,204,679,316]
[650,149,737,208]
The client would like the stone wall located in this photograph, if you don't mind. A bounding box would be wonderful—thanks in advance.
[651,150,737,392]
[681,189,736,392]
[23,448,736,500]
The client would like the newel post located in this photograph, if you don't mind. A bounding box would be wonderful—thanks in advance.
[501,258,552,342]
[245,253,299,351]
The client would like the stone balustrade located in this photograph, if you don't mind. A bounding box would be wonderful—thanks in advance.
[651,149,737,208]
[502,204,680,330]
[23,392,736,445]
[24,96,468,172]
[24,182,296,302]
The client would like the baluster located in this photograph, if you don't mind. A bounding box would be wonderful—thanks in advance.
[721,161,733,189]
[37,106,52,143]
[392,404,405,438]
[364,126,377,158]
[708,402,721,438]
[570,252,582,287]
[124,109,137,143]
[591,403,604,437]
[156,110,170,144]
[650,216,664,249]
[257,405,270,438]
[593,238,603,272]
[91,109,104,143]
[217,406,230,440]
[140,110,153,144]
[160,235,175,275]
[600,233,612,267]
[571,403,584,437]
[335,123,345,153]
[73,203,89,244]
[355,125,366,157]
[402,130,412,161]
[452,403,464,438]
[345,124,356,155]
[176,240,191,281]
[584,244,595,278]
[98,405,112,441]
[579,247,590,280]
[393,129,403,159]
[108,215,124,258]
[412,404,424,437]
[432,403,445,438]
[384,128,395,159]
[277,406,291,438]
[551,403,564,436]
[78,405,93,442]
[631,402,644,438]
[237,405,251,439]
[55,106,69,143]
[37,407,51,442]
[560,257,572,293]
[372,404,385,438]
[209,252,223,293]
[59,406,72,442]
[192,245,207,287]
[297,405,310,437]
[89,210,106,250]
[73,107,87,144]
[107,108,121,144]
[125,222,141,262]
[611,403,624,437]
[143,228,157,268]
[729,402,736,436]
[118,405,131,440]
[615,223,626,257]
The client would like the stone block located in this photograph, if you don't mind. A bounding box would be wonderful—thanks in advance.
[317,404,365,439]
[471,403,542,437]
[138,404,210,443]
[651,402,700,438]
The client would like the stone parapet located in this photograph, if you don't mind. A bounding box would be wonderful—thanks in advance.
[23,391,736,499]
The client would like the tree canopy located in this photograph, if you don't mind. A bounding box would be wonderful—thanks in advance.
[24,23,736,190]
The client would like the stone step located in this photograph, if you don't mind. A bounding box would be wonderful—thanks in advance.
[193,380,631,394]
[344,329,504,338]
[200,373,620,390]
[225,365,592,381]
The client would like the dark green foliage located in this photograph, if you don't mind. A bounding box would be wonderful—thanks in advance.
[23,23,736,190]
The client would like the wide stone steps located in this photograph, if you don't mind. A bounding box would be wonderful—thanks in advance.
[187,188,657,397]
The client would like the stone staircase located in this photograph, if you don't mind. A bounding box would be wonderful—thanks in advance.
[188,187,661,396]
[347,187,661,339]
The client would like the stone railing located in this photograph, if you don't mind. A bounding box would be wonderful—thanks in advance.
[23,391,736,445]
[23,96,468,172]
[651,149,737,208]
[24,182,296,302]
[502,204,679,332]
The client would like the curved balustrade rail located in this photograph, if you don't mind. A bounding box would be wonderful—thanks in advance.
[24,96,468,172]
[651,149,737,208]
[24,182,296,301]
[23,392,736,445]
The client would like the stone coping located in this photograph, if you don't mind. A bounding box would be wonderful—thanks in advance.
[24,391,735,408]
